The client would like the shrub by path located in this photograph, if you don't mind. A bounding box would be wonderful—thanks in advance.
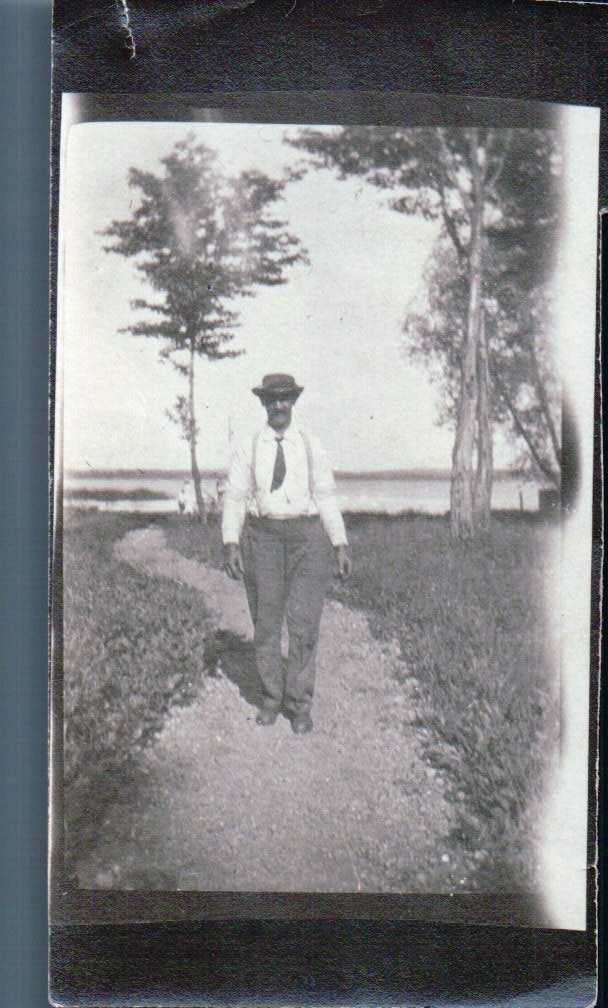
[77,525,456,892]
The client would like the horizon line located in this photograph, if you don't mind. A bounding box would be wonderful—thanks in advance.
[65,466,536,480]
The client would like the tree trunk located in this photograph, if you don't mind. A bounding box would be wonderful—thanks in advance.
[492,368,561,489]
[450,132,485,541]
[530,340,561,474]
[188,336,206,522]
[473,308,493,535]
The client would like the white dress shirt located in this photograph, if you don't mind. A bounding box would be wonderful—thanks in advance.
[222,423,348,547]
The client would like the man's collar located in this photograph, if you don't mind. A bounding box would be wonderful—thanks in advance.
[261,422,298,440]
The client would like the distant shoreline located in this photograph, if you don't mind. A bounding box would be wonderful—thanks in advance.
[65,467,533,482]
[65,488,174,502]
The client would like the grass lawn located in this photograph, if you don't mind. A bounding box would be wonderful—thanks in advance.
[332,513,560,888]
[164,510,560,889]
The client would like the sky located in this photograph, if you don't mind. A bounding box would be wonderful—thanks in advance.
[58,119,516,474]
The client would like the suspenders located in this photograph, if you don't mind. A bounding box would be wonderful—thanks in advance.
[250,429,314,502]
[301,431,314,497]
[251,430,260,496]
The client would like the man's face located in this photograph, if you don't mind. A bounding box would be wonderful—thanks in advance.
[264,396,294,432]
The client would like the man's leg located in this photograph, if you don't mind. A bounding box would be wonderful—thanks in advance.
[284,519,332,719]
[241,519,285,712]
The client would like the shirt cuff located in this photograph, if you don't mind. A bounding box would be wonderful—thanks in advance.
[319,507,348,547]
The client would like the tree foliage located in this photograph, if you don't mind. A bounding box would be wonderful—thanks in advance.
[104,135,306,518]
[405,238,561,487]
[289,125,562,536]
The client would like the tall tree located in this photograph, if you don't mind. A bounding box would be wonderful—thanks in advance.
[103,135,306,519]
[289,125,560,538]
[404,236,561,495]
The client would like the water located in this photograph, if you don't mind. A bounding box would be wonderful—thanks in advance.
[63,472,540,515]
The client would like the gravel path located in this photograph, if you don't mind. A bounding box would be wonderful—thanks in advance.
[77,525,456,892]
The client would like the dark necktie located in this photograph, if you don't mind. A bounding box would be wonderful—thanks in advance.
[270,436,286,491]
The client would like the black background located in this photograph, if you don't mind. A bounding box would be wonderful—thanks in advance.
[2,0,607,1004]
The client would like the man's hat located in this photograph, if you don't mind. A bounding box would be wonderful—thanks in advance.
[252,373,304,401]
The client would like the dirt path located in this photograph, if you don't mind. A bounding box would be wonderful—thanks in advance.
[78,525,456,893]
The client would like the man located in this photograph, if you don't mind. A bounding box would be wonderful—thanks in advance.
[223,373,351,734]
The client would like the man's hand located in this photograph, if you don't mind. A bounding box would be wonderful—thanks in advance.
[334,544,352,579]
[224,543,244,580]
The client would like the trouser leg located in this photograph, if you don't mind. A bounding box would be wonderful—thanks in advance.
[284,519,332,716]
[241,520,285,710]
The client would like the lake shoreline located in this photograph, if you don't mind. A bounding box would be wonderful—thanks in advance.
[63,471,546,516]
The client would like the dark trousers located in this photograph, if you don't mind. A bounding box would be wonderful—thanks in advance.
[241,516,332,716]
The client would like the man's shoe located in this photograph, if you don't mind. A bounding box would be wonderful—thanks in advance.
[290,713,313,735]
[256,707,279,726]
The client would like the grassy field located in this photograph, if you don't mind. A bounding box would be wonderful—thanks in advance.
[61,508,559,889]
[333,513,559,888]
[164,510,560,889]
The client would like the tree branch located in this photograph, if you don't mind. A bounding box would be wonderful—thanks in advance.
[492,368,560,486]
[487,129,512,191]
[529,338,561,468]
[437,128,473,216]
[439,188,466,260]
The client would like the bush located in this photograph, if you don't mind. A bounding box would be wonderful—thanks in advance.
[62,511,213,866]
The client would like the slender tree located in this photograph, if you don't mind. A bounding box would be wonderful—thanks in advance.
[404,238,561,494]
[289,125,560,537]
[103,135,306,519]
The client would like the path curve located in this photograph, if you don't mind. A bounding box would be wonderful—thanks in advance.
[78,525,455,892]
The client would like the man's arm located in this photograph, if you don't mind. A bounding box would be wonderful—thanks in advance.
[310,436,352,578]
[222,437,251,579]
